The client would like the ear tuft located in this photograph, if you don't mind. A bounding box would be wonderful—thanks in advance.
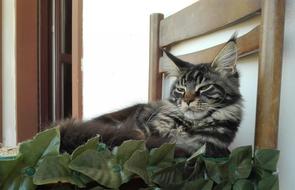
[162,59,181,77]
[228,31,238,43]
[211,32,238,75]
[161,48,192,73]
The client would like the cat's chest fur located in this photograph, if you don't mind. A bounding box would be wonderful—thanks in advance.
[144,100,242,156]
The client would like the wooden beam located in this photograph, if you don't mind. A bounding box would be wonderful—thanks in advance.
[0,0,2,143]
[38,0,53,130]
[254,0,285,149]
[149,13,164,102]
[160,0,261,47]
[160,26,260,73]
[16,0,38,142]
[72,0,83,119]
[60,53,72,63]
[54,0,62,120]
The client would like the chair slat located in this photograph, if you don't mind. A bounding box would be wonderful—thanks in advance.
[149,13,164,102]
[160,25,260,73]
[254,0,285,149]
[160,0,261,47]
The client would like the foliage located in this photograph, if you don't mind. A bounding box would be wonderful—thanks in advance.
[0,128,279,190]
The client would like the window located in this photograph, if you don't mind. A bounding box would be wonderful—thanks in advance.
[39,0,73,130]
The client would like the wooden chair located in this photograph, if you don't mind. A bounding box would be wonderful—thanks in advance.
[148,0,285,149]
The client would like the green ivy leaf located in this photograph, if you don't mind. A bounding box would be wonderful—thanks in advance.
[0,155,21,185]
[233,179,254,190]
[70,136,102,185]
[252,166,273,180]
[19,127,60,166]
[90,186,110,190]
[71,135,100,160]
[0,127,281,190]
[254,149,279,172]
[213,182,232,190]
[33,154,85,187]
[258,175,279,190]
[124,149,150,184]
[204,158,229,184]
[0,155,36,190]
[141,188,162,190]
[115,140,146,165]
[228,146,252,183]
[1,172,36,190]
[187,144,206,162]
[163,179,214,190]
[0,128,60,190]
[147,143,177,181]
[151,162,184,187]
[69,149,128,189]
[182,179,213,190]
[149,143,175,166]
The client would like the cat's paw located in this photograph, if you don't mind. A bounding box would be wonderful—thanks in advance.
[190,117,215,128]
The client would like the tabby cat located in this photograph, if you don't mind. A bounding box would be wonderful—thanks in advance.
[60,34,242,157]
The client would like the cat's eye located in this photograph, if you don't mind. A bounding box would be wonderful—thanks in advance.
[198,85,226,103]
[176,87,185,93]
[195,85,211,96]
[199,85,212,92]
[173,87,185,98]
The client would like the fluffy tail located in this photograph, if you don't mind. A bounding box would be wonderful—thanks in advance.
[58,119,145,153]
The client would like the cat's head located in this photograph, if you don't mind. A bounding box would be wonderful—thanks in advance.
[164,35,242,120]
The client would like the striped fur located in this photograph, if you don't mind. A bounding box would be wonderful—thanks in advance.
[163,35,242,157]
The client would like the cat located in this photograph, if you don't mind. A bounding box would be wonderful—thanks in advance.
[59,34,242,157]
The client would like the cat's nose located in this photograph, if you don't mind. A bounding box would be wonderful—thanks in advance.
[183,92,195,105]
[184,99,194,106]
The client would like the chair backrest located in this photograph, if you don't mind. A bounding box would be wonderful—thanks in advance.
[148,0,285,149]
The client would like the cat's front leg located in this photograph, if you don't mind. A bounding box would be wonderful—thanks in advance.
[182,116,215,132]
[148,112,179,137]
[173,130,203,154]
[196,117,215,127]
[135,103,177,137]
[152,103,196,137]
[136,101,190,137]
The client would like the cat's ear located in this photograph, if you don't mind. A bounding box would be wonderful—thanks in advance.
[162,48,192,77]
[211,32,238,75]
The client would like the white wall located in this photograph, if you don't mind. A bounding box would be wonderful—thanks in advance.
[2,0,17,147]
[278,0,295,189]
[83,0,198,119]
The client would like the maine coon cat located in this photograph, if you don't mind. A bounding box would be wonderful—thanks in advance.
[60,34,242,157]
